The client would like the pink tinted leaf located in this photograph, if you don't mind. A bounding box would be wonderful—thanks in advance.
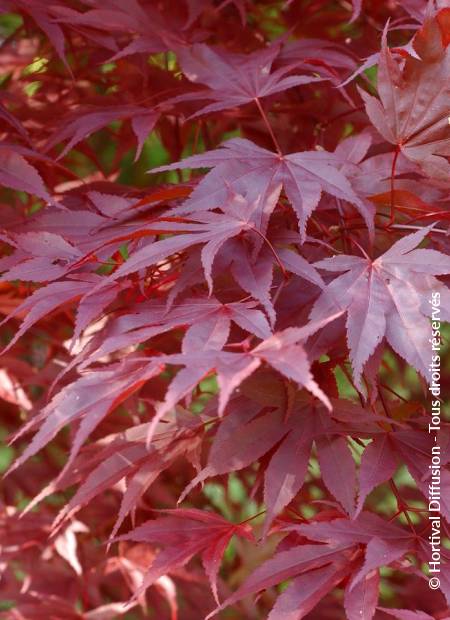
[88,191,131,218]
[202,531,235,604]
[255,312,344,348]
[53,520,88,575]
[350,537,411,589]
[296,512,411,545]
[346,268,389,389]
[118,509,248,600]
[383,275,432,379]
[311,226,450,385]
[13,231,81,259]
[380,223,435,259]
[0,368,32,410]
[0,147,51,202]
[359,89,396,144]
[257,343,330,409]
[131,111,159,161]
[335,133,372,166]
[226,302,272,340]
[173,42,323,116]
[363,13,450,180]
[93,212,253,293]
[84,602,138,619]
[26,5,69,69]
[107,429,203,541]
[229,242,275,326]
[119,509,232,545]
[216,353,262,415]
[356,435,397,515]
[96,233,206,282]
[252,314,344,410]
[133,540,204,595]
[146,360,210,444]
[0,255,69,283]
[1,277,96,352]
[316,435,357,515]
[46,105,159,159]
[344,569,379,620]
[72,279,127,344]
[152,138,370,239]
[207,543,350,618]
[340,52,380,87]
[182,312,230,353]
[179,406,288,502]
[54,443,149,527]
[277,247,324,287]
[199,212,249,293]
[350,0,362,21]
[268,562,350,620]
[8,361,161,477]
[281,151,371,238]
[109,459,172,542]
[263,429,313,536]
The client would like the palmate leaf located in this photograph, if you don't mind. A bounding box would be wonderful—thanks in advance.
[57,417,204,540]
[178,392,372,523]
[267,562,351,620]
[6,0,69,67]
[0,275,126,352]
[316,435,357,517]
[144,313,342,449]
[152,137,373,239]
[344,570,379,620]
[6,360,163,479]
[311,225,450,387]
[5,309,339,495]
[1,1,450,618]
[207,543,352,619]
[117,508,253,603]
[52,0,186,58]
[0,145,52,203]
[356,434,398,516]
[361,9,450,180]
[68,296,272,372]
[45,105,159,161]
[86,190,287,294]
[168,41,323,118]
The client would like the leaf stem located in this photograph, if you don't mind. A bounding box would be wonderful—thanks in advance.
[389,479,417,535]
[387,146,400,227]
[254,97,282,155]
[247,222,287,278]
[349,236,370,261]
[238,509,266,526]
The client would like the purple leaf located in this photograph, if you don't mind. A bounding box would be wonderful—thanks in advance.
[316,435,357,515]
[356,435,397,515]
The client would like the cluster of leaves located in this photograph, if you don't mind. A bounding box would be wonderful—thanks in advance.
[0,0,449,618]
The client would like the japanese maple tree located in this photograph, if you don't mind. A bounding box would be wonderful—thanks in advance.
[0,1,449,619]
